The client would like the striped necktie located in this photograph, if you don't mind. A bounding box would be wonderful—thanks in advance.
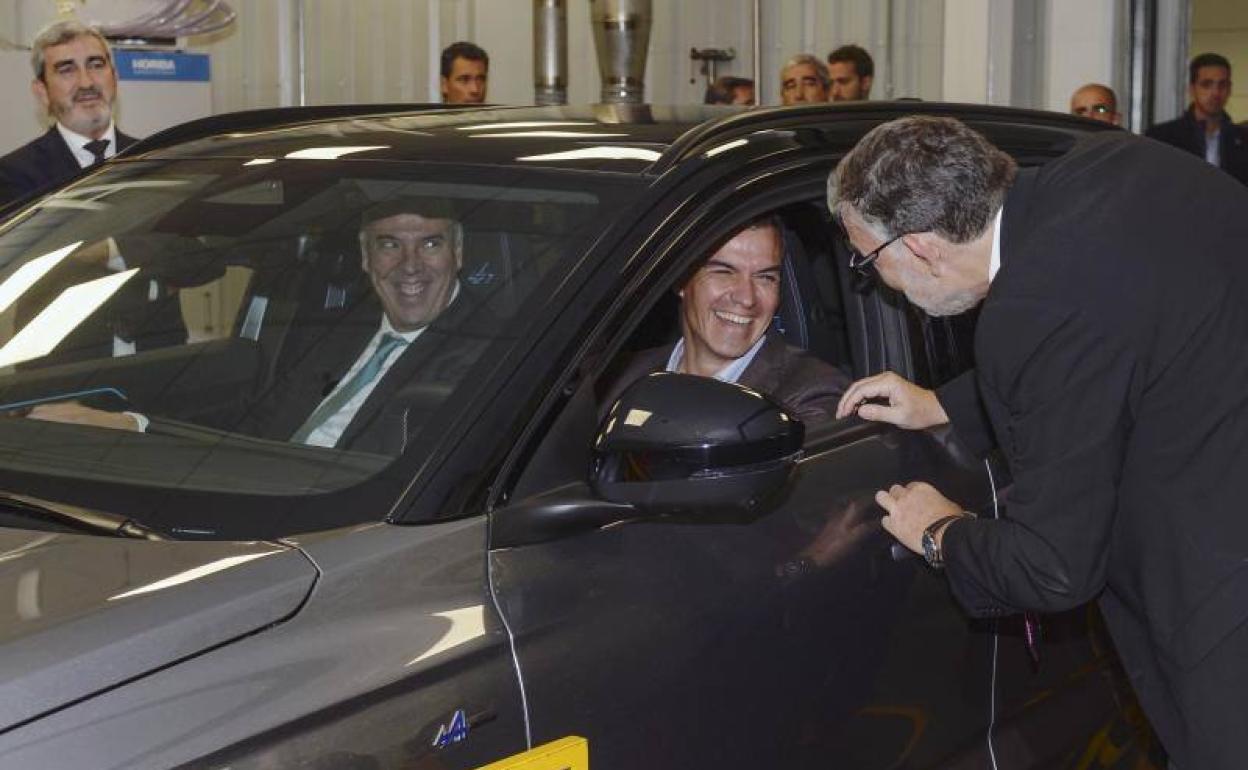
[290,333,407,444]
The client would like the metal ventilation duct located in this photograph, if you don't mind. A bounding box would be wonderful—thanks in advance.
[94,0,237,39]
[590,0,652,104]
[534,0,568,106]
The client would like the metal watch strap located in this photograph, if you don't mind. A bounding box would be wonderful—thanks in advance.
[923,514,966,568]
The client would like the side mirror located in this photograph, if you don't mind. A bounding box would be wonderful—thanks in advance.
[591,372,804,514]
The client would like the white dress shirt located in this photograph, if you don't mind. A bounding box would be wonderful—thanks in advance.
[303,283,460,448]
[56,121,119,169]
[988,206,1003,283]
[665,331,768,384]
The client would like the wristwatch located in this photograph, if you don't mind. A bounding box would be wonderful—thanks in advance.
[921,514,967,569]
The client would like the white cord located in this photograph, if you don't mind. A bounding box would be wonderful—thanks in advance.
[985,458,1001,770]
[486,550,533,748]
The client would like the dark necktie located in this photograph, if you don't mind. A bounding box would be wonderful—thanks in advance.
[84,138,110,167]
[290,333,408,444]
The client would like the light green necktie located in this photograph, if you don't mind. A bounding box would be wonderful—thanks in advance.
[291,333,407,444]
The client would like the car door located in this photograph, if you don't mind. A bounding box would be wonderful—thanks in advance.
[485,165,1004,768]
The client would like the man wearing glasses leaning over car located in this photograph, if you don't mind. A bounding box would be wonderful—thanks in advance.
[27,197,493,456]
[605,215,849,424]
[829,115,1248,769]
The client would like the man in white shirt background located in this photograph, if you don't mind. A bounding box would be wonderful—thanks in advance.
[0,19,138,207]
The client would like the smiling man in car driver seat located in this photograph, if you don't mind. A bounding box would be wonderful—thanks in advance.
[607,216,849,424]
[27,197,495,455]
[829,115,1248,770]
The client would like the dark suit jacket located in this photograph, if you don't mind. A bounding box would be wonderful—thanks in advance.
[232,288,496,456]
[936,131,1248,765]
[606,331,850,426]
[1146,107,1248,186]
[0,126,138,208]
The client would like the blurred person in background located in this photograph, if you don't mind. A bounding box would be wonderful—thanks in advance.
[826,44,874,102]
[441,41,489,105]
[1148,53,1247,186]
[1070,83,1121,125]
[0,20,137,207]
[780,54,829,105]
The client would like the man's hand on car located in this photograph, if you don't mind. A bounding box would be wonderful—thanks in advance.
[875,481,963,554]
[835,370,949,429]
[26,402,143,431]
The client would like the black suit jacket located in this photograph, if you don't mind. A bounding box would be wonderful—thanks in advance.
[237,288,496,455]
[0,126,138,208]
[936,131,1248,765]
[605,331,850,426]
[1146,107,1248,186]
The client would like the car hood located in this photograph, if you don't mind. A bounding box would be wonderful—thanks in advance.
[0,529,316,731]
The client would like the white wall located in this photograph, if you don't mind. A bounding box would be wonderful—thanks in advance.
[185,0,954,111]
[1045,0,1117,112]
[0,0,1136,155]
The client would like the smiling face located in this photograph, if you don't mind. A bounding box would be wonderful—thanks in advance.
[33,34,116,139]
[360,213,461,332]
[678,224,782,376]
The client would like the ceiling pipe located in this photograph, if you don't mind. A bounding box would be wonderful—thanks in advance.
[751,0,761,105]
[590,0,652,104]
[534,0,568,105]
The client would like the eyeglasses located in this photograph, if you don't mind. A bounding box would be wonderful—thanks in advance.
[1073,104,1113,116]
[843,232,904,273]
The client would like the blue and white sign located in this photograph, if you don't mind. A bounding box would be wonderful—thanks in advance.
[114,50,211,82]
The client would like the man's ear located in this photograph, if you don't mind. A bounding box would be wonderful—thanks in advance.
[900,232,943,275]
[31,78,49,111]
[861,74,873,98]
[439,76,449,101]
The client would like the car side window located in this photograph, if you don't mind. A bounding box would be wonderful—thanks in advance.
[597,201,856,424]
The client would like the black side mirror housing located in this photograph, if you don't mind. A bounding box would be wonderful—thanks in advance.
[591,372,804,513]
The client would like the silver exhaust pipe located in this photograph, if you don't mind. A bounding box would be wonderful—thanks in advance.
[590,0,652,104]
[533,0,568,106]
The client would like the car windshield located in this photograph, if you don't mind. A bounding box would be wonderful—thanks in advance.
[0,158,639,534]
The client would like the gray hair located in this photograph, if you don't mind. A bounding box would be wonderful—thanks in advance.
[827,115,1017,243]
[781,54,830,87]
[31,20,113,81]
[357,202,464,260]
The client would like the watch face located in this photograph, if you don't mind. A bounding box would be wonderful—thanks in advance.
[922,531,939,567]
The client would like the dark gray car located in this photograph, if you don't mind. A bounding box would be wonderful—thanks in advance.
[0,103,1155,769]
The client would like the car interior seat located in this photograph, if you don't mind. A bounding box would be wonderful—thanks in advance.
[774,218,852,369]
[460,229,530,319]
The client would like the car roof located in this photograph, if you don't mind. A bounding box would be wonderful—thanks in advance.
[123,102,1118,176]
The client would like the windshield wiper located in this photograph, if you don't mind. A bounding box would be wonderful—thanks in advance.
[0,492,163,540]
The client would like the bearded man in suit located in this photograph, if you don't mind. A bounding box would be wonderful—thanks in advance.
[607,216,849,425]
[0,20,138,207]
[829,115,1248,769]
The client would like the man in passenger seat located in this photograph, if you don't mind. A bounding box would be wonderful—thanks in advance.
[606,216,850,425]
[28,197,496,455]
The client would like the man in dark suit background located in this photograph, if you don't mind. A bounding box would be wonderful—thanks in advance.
[29,198,495,456]
[606,216,849,425]
[828,115,1248,768]
[0,20,138,208]
[1147,52,1248,186]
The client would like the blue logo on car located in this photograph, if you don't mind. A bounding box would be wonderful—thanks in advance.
[432,709,470,748]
